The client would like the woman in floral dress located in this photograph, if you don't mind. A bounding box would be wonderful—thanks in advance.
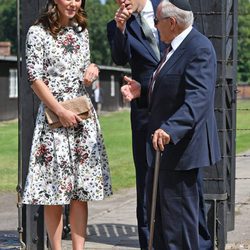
[22,0,112,249]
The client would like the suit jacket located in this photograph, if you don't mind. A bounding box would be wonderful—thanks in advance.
[107,0,165,131]
[147,28,221,170]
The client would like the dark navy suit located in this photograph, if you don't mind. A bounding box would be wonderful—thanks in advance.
[146,28,221,249]
[107,1,165,248]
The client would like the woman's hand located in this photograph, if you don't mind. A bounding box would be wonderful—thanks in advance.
[83,63,100,86]
[57,108,82,128]
[30,80,82,128]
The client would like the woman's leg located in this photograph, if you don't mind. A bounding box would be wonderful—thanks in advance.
[44,205,63,250]
[70,200,88,250]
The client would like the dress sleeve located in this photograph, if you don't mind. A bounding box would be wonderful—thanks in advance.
[25,25,45,83]
[83,29,91,70]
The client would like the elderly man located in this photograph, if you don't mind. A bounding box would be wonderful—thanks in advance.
[107,0,165,248]
[121,0,221,249]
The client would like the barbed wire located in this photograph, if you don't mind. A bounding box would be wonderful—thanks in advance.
[236,154,250,158]
[208,155,250,158]
[214,107,250,113]
[235,202,250,205]
[180,3,250,210]
[236,108,250,111]
[217,129,250,132]
[194,11,250,15]
[210,175,250,206]
[204,177,250,181]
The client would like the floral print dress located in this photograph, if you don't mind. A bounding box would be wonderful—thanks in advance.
[22,24,112,205]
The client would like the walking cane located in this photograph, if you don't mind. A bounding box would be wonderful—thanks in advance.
[148,150,161,250]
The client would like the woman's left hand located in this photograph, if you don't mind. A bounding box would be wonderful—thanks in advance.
[83,63,99,86]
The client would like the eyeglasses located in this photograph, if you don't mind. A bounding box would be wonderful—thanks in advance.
[154,16,170,25]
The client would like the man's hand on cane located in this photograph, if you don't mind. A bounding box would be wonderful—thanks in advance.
[152,129,171,151]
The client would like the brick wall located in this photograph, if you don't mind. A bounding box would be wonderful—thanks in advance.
[237,84,250,99]
[0,42,11,56]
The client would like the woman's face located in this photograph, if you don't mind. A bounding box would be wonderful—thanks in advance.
[54,0,82,26]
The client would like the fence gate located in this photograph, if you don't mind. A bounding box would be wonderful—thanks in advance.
[190,0,238,249]
[18,1,48,249]
[18,0,238,249]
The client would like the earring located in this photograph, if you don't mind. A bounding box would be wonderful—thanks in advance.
[71,21,83,33]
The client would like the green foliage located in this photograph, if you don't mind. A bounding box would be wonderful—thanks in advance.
[0,0,250,76]
[85,0,117,65]
[0,0,118,62]
[0,0,17,54]
[238,0,250,83]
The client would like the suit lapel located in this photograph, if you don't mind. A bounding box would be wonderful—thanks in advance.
[152,0,166,56]
[162,29,196,73]
[128,15,160,62]
[149,28,197,107]
[152,0,159,13]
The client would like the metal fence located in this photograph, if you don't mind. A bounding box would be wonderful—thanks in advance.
[190,0,249,249]
[190,0,238,249]
[16,0,250,249]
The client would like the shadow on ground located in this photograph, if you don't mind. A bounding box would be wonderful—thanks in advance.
[0,230,19,250]
[0,224,139,249]
[63,223,139,248]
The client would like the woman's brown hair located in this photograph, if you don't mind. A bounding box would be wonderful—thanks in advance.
[34,0,87,37]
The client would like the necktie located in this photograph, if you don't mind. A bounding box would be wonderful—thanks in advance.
[138,13,160,60]
[148,45,172,104]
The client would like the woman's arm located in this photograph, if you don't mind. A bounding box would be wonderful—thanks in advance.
[31,80,82,127]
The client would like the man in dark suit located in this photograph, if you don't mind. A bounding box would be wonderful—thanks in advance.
[107,0,165,248]
[121,0,221,249]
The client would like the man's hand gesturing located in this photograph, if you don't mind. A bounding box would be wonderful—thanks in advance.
[115,0,133,32]
[121,75,141,102]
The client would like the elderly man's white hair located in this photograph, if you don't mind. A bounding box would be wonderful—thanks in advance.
[159,0,194,28]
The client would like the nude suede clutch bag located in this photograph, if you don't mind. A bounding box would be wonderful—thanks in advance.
[45,96,91,129]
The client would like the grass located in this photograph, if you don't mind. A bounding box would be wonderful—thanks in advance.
[236,99,250,154]
[0,120,18,191]
[0,111,134,192]
[0,100,250,192]
[99,110,134,191]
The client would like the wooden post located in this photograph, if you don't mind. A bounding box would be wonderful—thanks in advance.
[20,1,47,249]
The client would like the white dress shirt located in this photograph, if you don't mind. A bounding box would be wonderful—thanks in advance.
[135,0,159,42]
[151,25,193,90]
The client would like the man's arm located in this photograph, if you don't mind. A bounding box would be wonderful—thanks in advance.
[107,2,133,65]
[160,46,217,145]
